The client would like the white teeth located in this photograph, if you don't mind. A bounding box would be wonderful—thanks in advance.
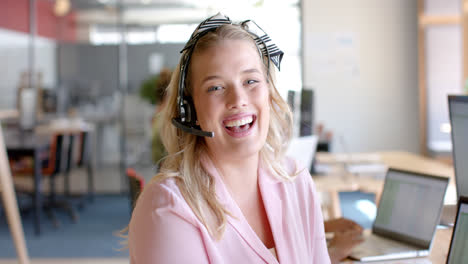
[225,116,253,127]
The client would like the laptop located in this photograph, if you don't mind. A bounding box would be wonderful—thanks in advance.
[350,168,449,262]
[446,196,468,264]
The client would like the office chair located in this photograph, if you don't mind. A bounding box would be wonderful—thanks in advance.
[62,130,95,211]
[77,130,94,202]
[10,133,77,228]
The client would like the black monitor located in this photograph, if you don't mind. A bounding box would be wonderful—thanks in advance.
[446,196,468,264]
[448,95,468,200]
[300,89,314,137]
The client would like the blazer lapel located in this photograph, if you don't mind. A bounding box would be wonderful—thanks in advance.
[258,165,285,263]
[200,155,279,264]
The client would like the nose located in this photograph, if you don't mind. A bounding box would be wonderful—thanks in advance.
[226,84,248,109]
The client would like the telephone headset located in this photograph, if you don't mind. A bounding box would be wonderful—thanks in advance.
[171,28,217,138]
[171,15,279,138]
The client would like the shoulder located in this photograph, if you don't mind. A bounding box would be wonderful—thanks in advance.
[128,178,209,263]
[277,156,321,209]
[283,155,315,187]
[281,156,328,242]
[131,177,198,226]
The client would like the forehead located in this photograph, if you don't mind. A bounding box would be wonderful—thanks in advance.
[190,40,264,74]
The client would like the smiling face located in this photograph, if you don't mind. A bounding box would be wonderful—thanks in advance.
[189,39,270,161]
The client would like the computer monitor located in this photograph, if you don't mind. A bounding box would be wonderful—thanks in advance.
[448,95,468,199]
[300,89,314,137]
[446,196,468,264]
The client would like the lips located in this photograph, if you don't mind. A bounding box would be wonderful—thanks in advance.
[223,114,256,137]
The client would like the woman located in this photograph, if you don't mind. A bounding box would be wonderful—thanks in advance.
[128,13,330,263]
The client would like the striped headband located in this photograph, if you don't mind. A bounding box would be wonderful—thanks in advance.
[181,12,284,71]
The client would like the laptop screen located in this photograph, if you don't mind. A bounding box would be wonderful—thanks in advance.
[373,169,448,248]
[448,96,468,199]
[447,197,468,264]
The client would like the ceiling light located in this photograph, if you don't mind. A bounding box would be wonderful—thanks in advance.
[54,0,70,17]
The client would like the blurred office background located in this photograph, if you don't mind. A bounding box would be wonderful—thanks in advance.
[0,0,466,261]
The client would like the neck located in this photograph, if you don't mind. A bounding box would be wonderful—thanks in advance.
[210,152,260,201]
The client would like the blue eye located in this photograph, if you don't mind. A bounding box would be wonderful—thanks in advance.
[208,86,223,92]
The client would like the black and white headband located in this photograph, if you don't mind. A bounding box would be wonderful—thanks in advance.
[181,12,284,71]
[177,13,284,104]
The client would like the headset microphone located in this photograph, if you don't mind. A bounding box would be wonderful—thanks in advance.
[171,118,214,138]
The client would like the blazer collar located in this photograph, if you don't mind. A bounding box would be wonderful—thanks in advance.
[200,154,283,264]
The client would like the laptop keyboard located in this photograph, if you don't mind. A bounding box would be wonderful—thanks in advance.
[353,234,420,256]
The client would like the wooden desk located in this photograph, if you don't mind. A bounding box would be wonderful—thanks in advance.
[34,118,94,135]
[429,228,452,263]
[317,151,454,177]
[341,227,453,263]
[314,151,455,219]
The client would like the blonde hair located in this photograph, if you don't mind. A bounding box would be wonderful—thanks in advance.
[150,24,294,239]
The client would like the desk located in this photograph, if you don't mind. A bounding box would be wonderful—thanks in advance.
[314,151,455,219]
[429,228,452,263]
[35,118,94,135]
[341,227,453,263]
[5,129,50,235]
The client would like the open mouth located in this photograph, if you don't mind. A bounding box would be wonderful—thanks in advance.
[223,115,256,134]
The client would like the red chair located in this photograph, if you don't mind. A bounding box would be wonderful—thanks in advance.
[126,168,145,212]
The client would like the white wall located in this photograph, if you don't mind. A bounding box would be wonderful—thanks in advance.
[302,0,419,153]
[0,28,56,110]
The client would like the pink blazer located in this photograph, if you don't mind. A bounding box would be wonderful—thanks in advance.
[128,156,330,264]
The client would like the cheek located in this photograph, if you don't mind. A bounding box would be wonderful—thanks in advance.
[261,106,270,130]
[258,89,270,114]
[193,96,206,123]
[195,97,219,127]
[259,97,271,130]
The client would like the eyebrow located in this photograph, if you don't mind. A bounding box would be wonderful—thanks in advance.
[201,75,221,84]
[242,68,261,74]
[200,68,262,84]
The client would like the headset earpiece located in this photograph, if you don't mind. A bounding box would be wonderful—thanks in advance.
[172,73,214,137]
[180,97,196,125]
